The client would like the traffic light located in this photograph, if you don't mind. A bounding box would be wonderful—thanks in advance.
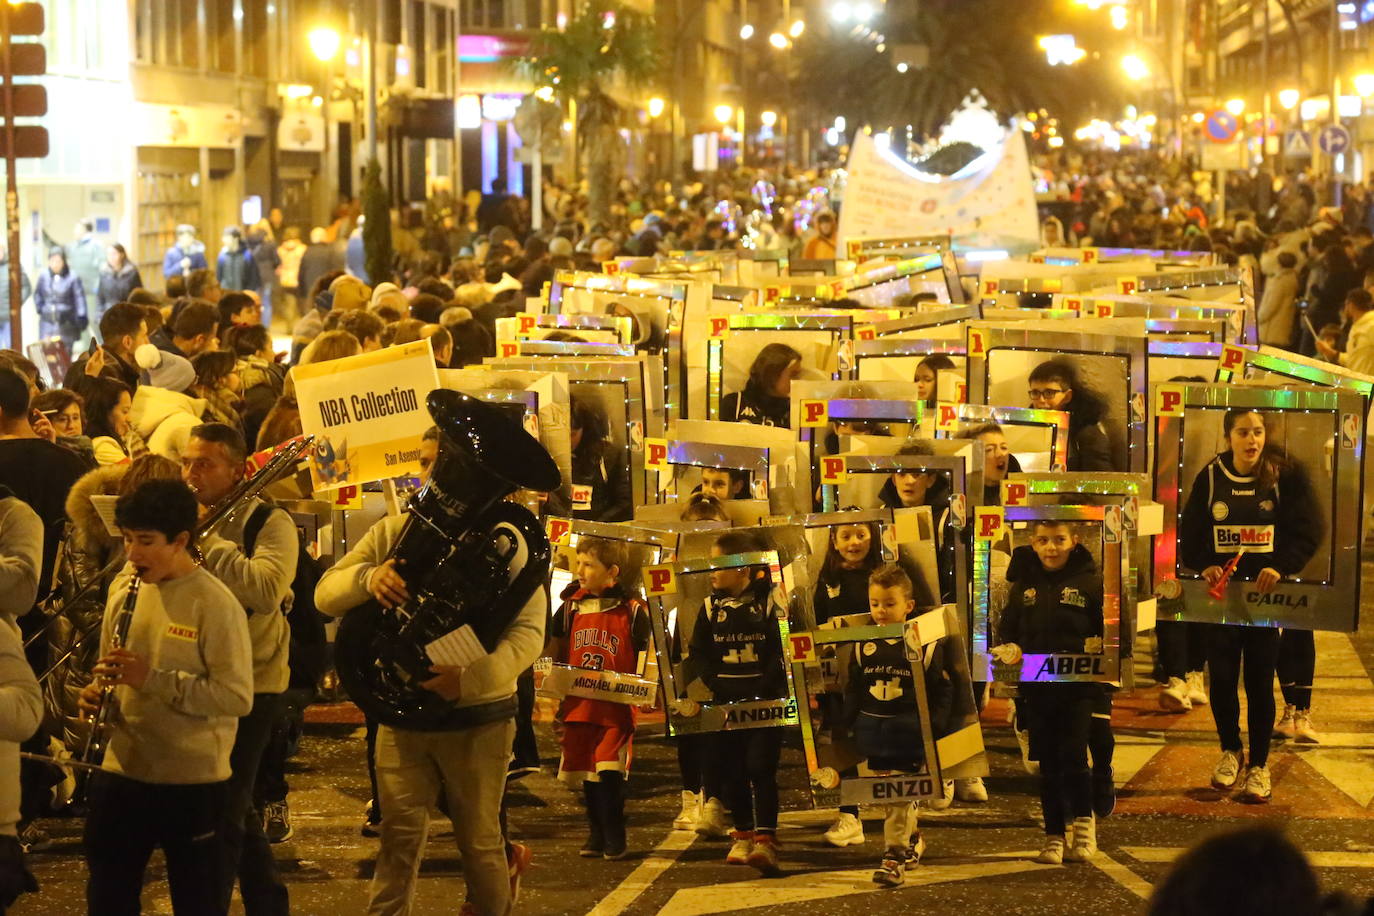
[1,2,48,160]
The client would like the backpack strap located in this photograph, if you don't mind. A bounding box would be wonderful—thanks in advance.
[242,502,275,558]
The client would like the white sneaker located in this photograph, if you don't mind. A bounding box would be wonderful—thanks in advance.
[905,831,926,867]
[1273,703,1297,740]
[1035,835,1065,865]
[926,779,954,811]
[1065,815,1097,862]
[1016,727,1040,775]
[954,776,988,803]
[725,830,753,864]
[673,790,700,830]
[1294,709,1321,744]
[1185,670,1209,706]
[1239,765,1272,804]
[822,812,865,847]
[1211,749,1245,789]
[695,797,730,838]
[1158,677,1192,712]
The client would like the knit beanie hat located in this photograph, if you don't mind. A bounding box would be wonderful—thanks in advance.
[330,274,373,311]
[135,344,195,393]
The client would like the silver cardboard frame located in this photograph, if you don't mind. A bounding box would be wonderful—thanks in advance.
[933,402,1071,479]
[706,312,855,421]
[485,356,663,510]
[646,545,803,736]
[1151,381,1364,631]
[787,614,949,807]
[966,323,1149,473]
[973,503,1125,685]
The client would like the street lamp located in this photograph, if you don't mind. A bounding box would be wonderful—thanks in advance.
[831,2,853,22]
[761,110,778,127]
[1121,54,1149,81]
[789,19,805,38]
[739,23,754,39]
[1355,73,1374,98]
[1279,88,1301,110]
[647,97,665,118]
[714,104,734,126]
[1225,97,1246,116]
[769,32,789,49]
[308,27,340,61]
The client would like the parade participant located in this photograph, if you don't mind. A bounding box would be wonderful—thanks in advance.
[1273,629,1319,744]
[80,478,254,914]
[314,426,544,916]
[182,423,294,914]
[720,343,802,428]
[569,397,632,522]
[546,537,651,861]
[812,518,882,628]
[914,354,956,409]
[1027,358,1116,472]
[966,424,1021,505]
[803,210,838,260]
[1179,409,1322,803]
[689,530,788,875]
[672,497,730,836]
[847,564,948,887]
[991,519,1106,864]
[697,466,750,502]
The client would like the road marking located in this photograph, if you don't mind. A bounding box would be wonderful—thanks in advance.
[585,829,697,916]
[1089,850,1154,899]
[652,857,1051,916]
[1123,846,1374,868]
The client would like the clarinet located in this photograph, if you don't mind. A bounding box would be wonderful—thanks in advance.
[81,573,142,767]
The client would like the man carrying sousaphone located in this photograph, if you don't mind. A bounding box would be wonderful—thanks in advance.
[316,392,558,916]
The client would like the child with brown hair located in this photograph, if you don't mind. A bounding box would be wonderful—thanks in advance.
[547,536,652,860]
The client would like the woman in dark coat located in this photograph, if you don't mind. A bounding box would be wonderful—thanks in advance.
[95,243,144,320]
[33,246,88,348]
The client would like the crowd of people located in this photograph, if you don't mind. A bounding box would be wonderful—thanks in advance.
[0,151,1363,916]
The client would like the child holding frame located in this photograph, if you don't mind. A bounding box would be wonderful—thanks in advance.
[689,530,789,874]
[844,564,951,887]
[547,537,652,860]
[991,518,1106,865]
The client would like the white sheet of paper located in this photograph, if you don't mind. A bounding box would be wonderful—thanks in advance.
[89,495,121,537]
[425,625,487,669]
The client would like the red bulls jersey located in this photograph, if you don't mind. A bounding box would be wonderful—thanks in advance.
[552,586,651,726]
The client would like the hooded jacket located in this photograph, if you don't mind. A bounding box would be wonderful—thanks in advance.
[997,544,1103,655]
[129,384,207,463]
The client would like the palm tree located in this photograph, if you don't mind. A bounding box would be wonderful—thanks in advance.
[361,159,394,284]
[517,1,657,226]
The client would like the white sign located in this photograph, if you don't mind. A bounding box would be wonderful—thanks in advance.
[294,339,441,491]
[838,129,1039,250]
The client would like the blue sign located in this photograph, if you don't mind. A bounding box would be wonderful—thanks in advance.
[1319,124,1352,155]
[1284,129,1312,157]
[1205,110,1239,143]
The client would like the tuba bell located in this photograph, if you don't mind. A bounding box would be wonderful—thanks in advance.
[334,390,561,730]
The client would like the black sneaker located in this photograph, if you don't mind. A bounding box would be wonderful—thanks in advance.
[263,800,293,843]
[361,801,381,838]
[1092,768,1117,819]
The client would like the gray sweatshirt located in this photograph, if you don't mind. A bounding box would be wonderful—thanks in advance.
[0,620,40,836]
[0,497,41,621]
[315,514,547,711]
[199,497,296,694]
[103,566,254,784]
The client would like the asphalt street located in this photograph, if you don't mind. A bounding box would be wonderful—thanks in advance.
[15,572,1374,915]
